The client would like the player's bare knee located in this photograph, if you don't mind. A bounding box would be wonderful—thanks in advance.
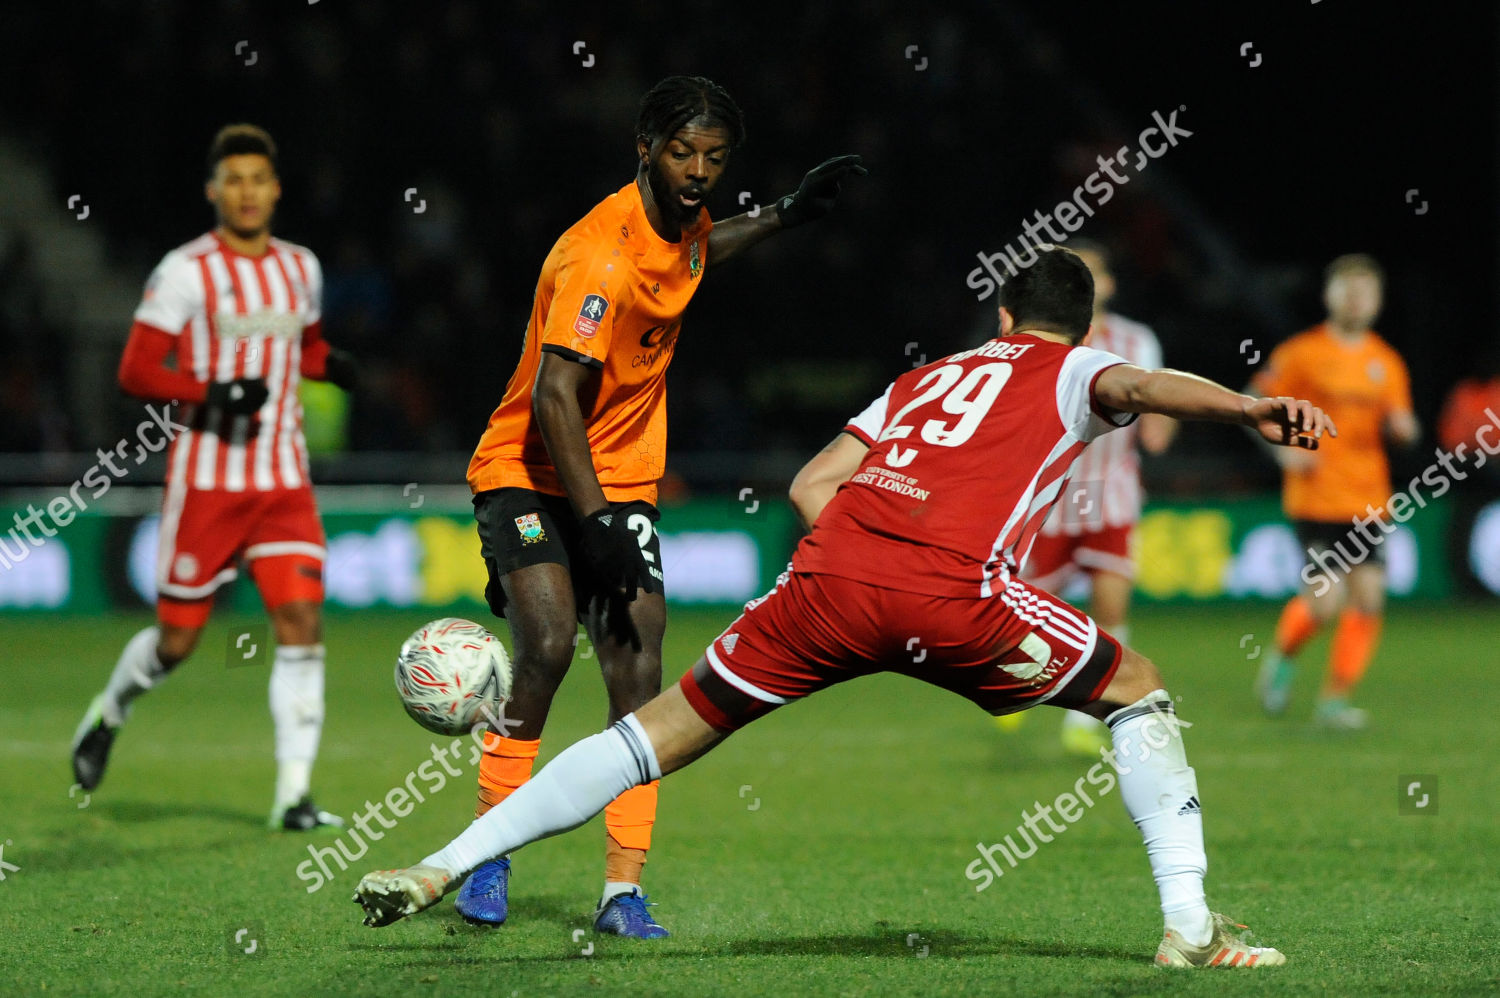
[156,625,200,667]
[601,653,663,714]
[511,625,578,685]
[1304,583,1344,621]
[1087,647,1164,716]
[269,600,321,646]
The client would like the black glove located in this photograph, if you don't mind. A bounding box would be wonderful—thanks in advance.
[205,378,269,414]
[776,154,868,229]
[578,508,645,601]
[324,348,359,392]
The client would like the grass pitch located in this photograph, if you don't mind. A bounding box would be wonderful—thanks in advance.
[2,603,1496,996]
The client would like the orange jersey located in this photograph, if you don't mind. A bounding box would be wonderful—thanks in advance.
[468,182,712,504]
[1253,323,1413,522]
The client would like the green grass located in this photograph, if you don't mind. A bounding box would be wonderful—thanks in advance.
[2,603,1497,996]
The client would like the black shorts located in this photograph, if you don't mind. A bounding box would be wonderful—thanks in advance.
[473,487,665,617]
[1293,517,1387,571]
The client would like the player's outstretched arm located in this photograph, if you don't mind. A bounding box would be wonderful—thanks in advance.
[706,154,867,268]
[1095,365,1336,448]
[533,354,646,600]
[704,209,782,268]
[788,431,869,529]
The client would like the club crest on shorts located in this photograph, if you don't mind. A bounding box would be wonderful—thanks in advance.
[514,513,547,544]
[172,553,199,581]
[573,294,608,338]
[999,632,1054,684]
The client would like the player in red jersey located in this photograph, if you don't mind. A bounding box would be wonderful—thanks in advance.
[70,125,356,830]
[458,76,865,936]
[1011,241,1176,755]
[355,246,1331,968]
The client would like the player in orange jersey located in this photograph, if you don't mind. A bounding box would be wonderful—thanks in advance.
[460,75,864,936]
[1251,254,1418,728]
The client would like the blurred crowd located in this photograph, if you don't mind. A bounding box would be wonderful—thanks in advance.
[0,1,1487,494]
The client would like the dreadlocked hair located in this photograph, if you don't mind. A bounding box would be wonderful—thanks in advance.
[636,76,746,148]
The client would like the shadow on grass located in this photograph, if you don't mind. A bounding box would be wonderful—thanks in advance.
[21,799,269,874]
[347,925,1141,964]
[90,798,267,828]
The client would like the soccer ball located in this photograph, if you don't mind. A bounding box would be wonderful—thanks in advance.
[394,618,512,736]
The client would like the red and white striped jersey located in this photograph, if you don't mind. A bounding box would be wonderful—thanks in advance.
[1040,313,1162,534]
[133,232,322,492]
[794,334,1135,598]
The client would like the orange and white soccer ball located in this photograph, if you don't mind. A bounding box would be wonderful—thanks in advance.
[394,617,512,736]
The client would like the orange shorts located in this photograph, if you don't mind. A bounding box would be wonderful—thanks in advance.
[155,485,326,628]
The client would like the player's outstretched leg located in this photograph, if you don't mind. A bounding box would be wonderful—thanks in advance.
[353,866,455,927]
[355,686,725,930]
[355,713,665,928]
[1088,649,1285,968]
[71,626,177,791]
[1064,589,1126,756]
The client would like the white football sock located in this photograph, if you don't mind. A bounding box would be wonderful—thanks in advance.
[423,714,661,878]
[602,880,641,906]
[269,644,325,809]
[101,626,170,726]
[1106,689,1212,947]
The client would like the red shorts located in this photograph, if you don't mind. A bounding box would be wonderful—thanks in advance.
[156,485,326,627]
[679,570,1121,732]
[1023,523,1135,591]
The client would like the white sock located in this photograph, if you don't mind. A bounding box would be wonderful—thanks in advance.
[602,880,641,906]
[101,626,170,726]
[1106,689,1212,947]
[423,714,661,878]
[269,644,325,809]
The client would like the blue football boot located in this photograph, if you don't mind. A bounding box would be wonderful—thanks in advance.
[454,857,510,925]
[593,889,670,939]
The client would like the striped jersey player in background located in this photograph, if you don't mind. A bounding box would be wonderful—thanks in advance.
[1009,240,1176,755]
[1251,254,1417,728]
[70,124,356,829]
[354,245,1333,968]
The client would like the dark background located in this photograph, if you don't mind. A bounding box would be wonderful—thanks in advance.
[1,0,1494,494]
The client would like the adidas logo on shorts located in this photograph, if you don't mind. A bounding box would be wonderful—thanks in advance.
[1177,795,1201,816]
